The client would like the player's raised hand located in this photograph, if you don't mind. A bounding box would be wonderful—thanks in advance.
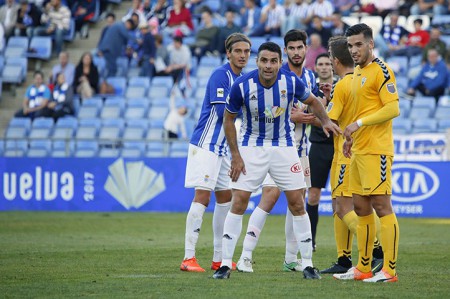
[322,120,342,137]
[291,107,316,124]
[229,154,246,182]
[319,83,332,101]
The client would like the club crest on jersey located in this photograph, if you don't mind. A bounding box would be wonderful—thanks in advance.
[204,175,210,182]
[290,162,302,173]
[280,90,287,100]
[387,83,396,94]
[326,102,333,112]
[217,88,224,97]
[361,77,367,87]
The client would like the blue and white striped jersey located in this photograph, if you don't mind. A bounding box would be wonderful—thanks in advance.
[226,68,310,147]
[190,63,240,156]
[280,63,319,157]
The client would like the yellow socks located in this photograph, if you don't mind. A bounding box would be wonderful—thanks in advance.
[334,214,353,259]
[356,213,376,273]
[380,213,400,276]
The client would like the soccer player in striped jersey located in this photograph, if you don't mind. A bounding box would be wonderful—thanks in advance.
[333,24,400,283]
[181,33,251,273]
[234,30,323,274]
[212,41,341,279]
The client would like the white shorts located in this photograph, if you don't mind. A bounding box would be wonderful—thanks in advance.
[185,144,231,191]
[262,155,311,188]
[230,146,306,192]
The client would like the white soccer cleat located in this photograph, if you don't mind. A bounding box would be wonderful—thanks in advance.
[282,259,302,272]
[333,267,373,281]
[236,257,254,273]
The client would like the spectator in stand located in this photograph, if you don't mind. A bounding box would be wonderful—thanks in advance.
[152,34,170,77]
[220,0,244,15]
[422,26,448,63]
[241,0,261,36]
[164,96,188,139]
[0,23,4,52]
[0,0,19,38]
[410,0,448,16]
[50,50,75,86]
[216,10,241,56]
[332,0,356,16]
[407,49,449,102]
[304,33,327,71]
[148,16,159,35]
[71,0,96,39]
[307,15,332,48]
[250,0,285,37]
[375,11,409,59]
[189,7,219,62]
[142,0,152,15]
[281,0,309,34]
[305,0,334,28]
[147,0,170,26]
[47,72,74,121]
[391,18,430,60]
[330,12,349,37]
[98,19,137,77]
[162,0,194,37]
[187,0,205,16]
[97,12,115,47]
[34,0,71,56]
[14,0,41,38]
[374,0,398,19]
[74,52,100,101]
[122,0,147,27]
[15,71,51,120]
[166,36,191,86]
[138,23,157,77]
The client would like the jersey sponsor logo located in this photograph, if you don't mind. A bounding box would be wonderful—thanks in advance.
[217,88,224,97]
[290,162,302,173]
[387,83,396,94]
[391,163,439,202]
[304,166,310,176]
[264,106,285,118]
[361,77,367,87]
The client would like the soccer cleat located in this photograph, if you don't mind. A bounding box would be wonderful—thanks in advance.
[236,258,254,273]
[180,257,205,272]
[212,266,231,279]
[303,266,321,279]
[371,258,383,274]
[320,262,351,274]
[211,261,237,271]
[333,267,373,281]
[282,260,302,272]
[363,269,398,283]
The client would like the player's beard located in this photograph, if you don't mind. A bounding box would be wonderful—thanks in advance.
[288,55,304,68]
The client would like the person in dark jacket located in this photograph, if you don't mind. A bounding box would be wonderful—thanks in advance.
[73,52,99,101]
[138,23,157,77]
[14,0,41,37]
[47,72,75,121]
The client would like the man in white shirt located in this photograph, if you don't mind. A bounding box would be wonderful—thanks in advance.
[0,0,19,37]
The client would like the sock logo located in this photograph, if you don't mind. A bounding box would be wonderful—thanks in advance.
[246,231,256,238]
[223,234,232,240]
[194,228,200,233]
[301,238,312,243]
[361,257,370,266]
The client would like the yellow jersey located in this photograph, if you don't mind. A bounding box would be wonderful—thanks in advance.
[327,73,354,164]
[351,58,398,156]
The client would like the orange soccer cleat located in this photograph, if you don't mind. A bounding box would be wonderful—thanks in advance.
[180,257,205,272]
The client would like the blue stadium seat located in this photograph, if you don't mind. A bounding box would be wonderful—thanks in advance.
[147,105,169,120]
[4,46,26,58]
[27,36,52,60]
[251,36,268,53]
[398,99,411,118]
[151,76,173,89]
[124,99,149,119]
[115,57,129,77]
[434,106,450,120]
[7,36,28,48]
[100,98,125,119]
[106,76,127,96]
[386,56,408,77]
[169,142,189,157]
[122,141,145,157]
[75,140,99,157]
[409,106,432,119]
[199,56,222,68]
[412,118,438,133]
[77,97,103,118]
[196,65,215,78]
[89,0,101,23]
[98,118,124,145]
[28,117,54,139]
[412,96,436,109]
[438,119,450,132]
[147,119,165,140]
[93,55,107,78]
[438,95,450,107]
[146,141,167,157]
[396,76,408,94]
[76,118,101,140]
[148,85,170,99]
[123,119,149,141]
[98,147,121,157]
[5,117,32,139]
[52,116,77,140]
[128,76,151,89]
[125,85,147,99]
[393,118,412,134]
[52,140,74,157]
[2,57,27,84]
[5,139,28,157]
[27,140,52,157]
[63,18,76,42]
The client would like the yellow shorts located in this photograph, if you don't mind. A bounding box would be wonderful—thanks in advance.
[349,154,392,196]
[333,163,352,198]
[330,159,337,197]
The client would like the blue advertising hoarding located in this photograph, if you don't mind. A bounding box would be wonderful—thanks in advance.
[0,158,449,218]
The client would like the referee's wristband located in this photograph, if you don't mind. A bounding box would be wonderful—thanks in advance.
[356,119,363,127]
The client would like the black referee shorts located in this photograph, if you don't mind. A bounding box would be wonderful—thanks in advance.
[309,142,334,188]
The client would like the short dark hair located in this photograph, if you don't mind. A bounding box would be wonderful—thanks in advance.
[414,18,423,25]
[106,12,115,19]
[225,33,251,53]
[284,29,307,48]
[315,53,330,65]
[345,23,373,40]
[125,19,136,30]
[34,70,44,78]
[258,41,282,60]
[174,36,183,43]
[328,36,354,68]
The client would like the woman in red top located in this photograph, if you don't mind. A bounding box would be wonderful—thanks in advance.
[163,0,194,36]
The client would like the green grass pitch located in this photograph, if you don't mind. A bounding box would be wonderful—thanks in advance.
[1,212,450,298]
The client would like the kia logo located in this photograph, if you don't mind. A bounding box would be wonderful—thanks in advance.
[291,163,302,173]
[391,163,439,202]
